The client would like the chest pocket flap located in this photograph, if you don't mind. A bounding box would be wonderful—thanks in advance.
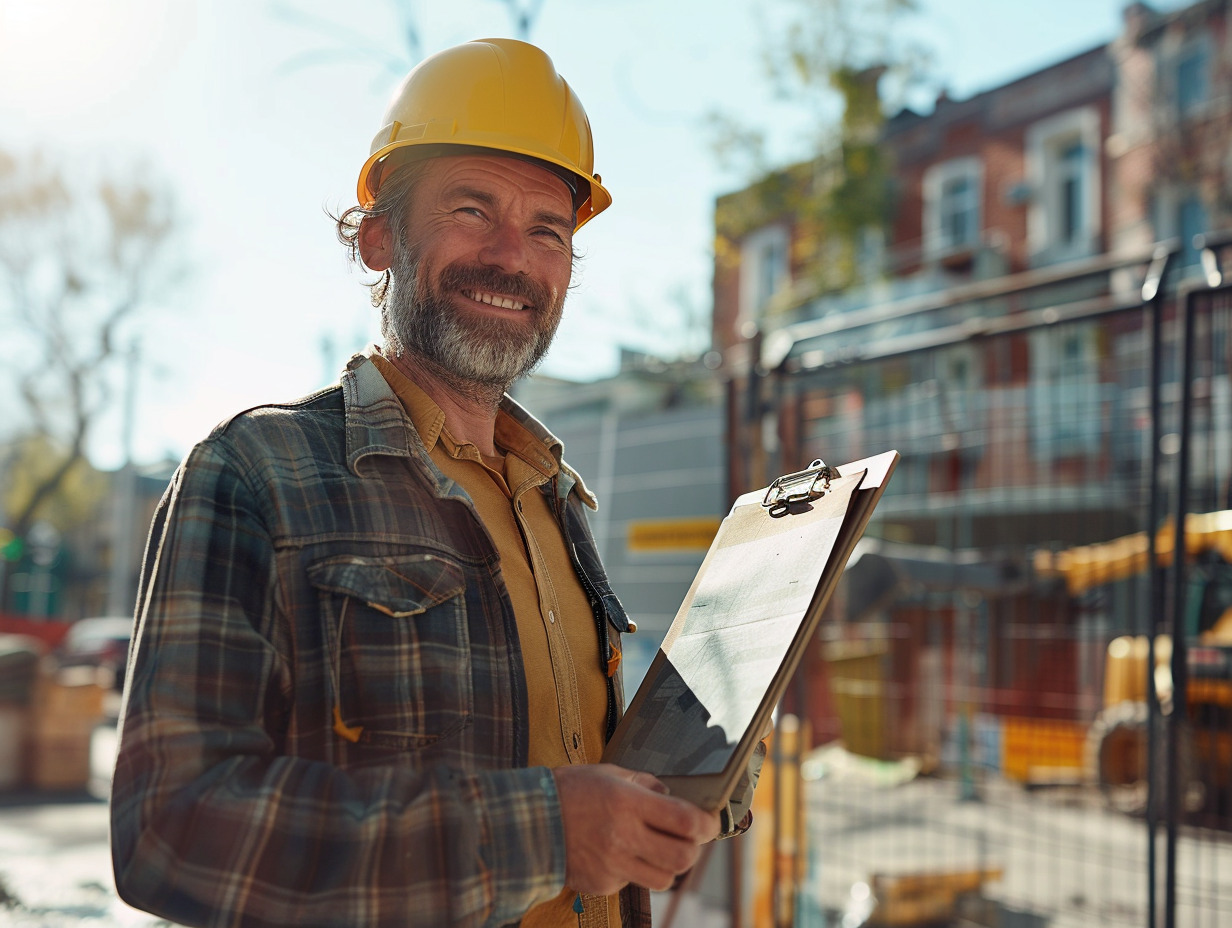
[307,554,465,617]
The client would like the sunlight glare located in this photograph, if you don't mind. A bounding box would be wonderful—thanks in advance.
[0,0,185,120]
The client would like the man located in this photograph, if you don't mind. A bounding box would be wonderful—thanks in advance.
[111,38,750,928]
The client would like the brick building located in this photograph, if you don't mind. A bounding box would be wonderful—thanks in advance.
[715,1,1229,357]
[714,0,1232,764]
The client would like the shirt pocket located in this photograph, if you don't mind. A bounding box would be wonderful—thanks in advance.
[307,553,472,750]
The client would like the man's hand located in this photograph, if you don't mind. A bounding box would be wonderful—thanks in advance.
[552,764,721,895]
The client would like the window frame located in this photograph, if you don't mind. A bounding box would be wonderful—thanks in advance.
[922,156,983,259]
[1166,32,1213,118]
[738,223,791,329]
[1025,106,1102,266]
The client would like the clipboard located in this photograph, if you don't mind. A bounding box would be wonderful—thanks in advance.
[601,450,899,811]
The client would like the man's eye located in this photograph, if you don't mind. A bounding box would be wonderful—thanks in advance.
[456,207,484,218]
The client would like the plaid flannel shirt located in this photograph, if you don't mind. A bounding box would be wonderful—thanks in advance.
[110,351,648,928]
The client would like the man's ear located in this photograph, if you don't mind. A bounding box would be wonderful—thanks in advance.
[358,215,394,272]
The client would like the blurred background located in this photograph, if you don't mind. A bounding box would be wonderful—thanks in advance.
[2,0,1231,926]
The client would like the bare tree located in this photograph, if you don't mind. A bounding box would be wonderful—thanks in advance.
[0,151,182,542]
[271,0,551,85]
[269,1,423,87]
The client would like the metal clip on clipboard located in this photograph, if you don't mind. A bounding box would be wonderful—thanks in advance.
[761,458,841,516]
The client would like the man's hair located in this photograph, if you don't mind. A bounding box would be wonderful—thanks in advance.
[333,159,429,310]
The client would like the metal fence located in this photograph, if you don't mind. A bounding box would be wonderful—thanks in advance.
[727,236,1232,927]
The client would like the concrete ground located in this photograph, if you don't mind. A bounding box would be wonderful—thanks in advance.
[0,724,167,927]
[803,762,1232,927]
[6,725,1229,927]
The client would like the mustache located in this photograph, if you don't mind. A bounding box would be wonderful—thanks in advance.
[434,261,552,311]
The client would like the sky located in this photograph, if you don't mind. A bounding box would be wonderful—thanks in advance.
[0,0,1178,470]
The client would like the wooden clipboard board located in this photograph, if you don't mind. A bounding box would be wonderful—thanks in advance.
[601,450,899,811]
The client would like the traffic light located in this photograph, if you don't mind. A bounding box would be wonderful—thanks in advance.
[0,529,23,563]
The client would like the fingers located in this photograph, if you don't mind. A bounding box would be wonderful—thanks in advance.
[628,769,670,794]
[635,819,705,874]
[624,857,683,893]
[642,793,720,844]
[607,766,717,843]
[553,764,720,897]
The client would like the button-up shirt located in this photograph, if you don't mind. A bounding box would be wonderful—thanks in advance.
[371,354,619,927]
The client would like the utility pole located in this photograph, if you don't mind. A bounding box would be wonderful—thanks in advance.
[26,521,61,618]
[107,340,140,618]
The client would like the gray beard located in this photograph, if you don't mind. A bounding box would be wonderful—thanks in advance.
[381,240,564,396]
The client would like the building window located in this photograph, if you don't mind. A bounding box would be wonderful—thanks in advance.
[1029,324,1103,459]
[941,175,976,246]
[856,226,885,283]
[1174,38,1211,116]
[738,224,790,326]
[923,157,982,257]
[1153,188,1210,273]
[1178,195,1208,268]
[1026,106,1101,266]
[939,344,978,427]
[1058,140,1088,246]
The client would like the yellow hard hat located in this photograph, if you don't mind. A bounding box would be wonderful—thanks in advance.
[357,38,611,231]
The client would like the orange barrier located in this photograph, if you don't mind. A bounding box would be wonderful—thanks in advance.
[1001,716,1086,783]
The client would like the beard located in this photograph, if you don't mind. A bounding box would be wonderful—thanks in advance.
[381,238,566,394]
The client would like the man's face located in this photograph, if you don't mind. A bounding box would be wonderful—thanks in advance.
[382,153,576,390]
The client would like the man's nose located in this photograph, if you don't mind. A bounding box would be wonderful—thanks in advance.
[477,221,530,275]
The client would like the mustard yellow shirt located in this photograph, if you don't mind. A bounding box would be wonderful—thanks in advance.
[373,355,617,927]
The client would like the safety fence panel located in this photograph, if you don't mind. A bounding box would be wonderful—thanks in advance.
[748,250,1232,927]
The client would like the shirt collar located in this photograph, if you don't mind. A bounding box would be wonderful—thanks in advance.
[341,347,598,510]
[367,351,447,454]
[339,348,415,475]
[499,393,597,510]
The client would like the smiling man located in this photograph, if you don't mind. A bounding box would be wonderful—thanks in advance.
[110,39,737,928]
[363,153,574,439]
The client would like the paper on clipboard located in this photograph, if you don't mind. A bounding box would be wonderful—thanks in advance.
[602,450,899,811]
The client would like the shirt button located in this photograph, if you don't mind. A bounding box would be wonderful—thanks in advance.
[548,610,555,624]
[572,732,580,749]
